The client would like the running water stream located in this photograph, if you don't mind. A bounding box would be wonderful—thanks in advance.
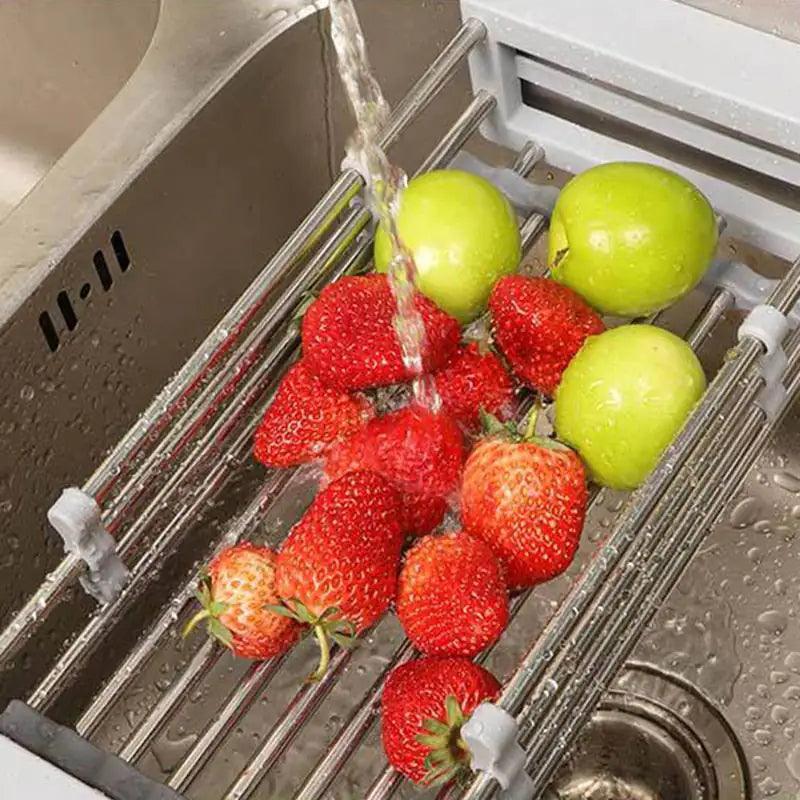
[328,0,440,411]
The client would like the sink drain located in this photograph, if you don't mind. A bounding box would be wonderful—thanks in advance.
[547,663,750,800]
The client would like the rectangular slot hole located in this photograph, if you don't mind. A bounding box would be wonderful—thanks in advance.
[93,250,113,290]
[56,291,78,331]
[111,230,131,272]
[38,311,60,352]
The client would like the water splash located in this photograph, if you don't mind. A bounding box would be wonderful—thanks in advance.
[328,0,439,410]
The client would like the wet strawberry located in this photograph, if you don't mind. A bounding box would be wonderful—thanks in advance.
[325,404,464,535]
[275,471,404,680]
[489,275,605,396]
[183,543,303,660]
[432,343,515,431]
[381,656,500,785]
[301,274,460,391]
[253,361,373,468]
[461,411,587,589]
[397,531,509,657]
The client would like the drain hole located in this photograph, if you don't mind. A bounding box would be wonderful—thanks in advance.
[38,311,59,352]
[56,291,78,331]
[79,282,91,300]
[111,230,131,272]
[93,250,113,290]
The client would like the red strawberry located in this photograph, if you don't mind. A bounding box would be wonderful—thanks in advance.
[397,531,509,657]
[183,543,303,660]
[489,275,605,396]
[253,361,374,468]
[301,274,461,391]
[325,405,464,535]
[432,343,516,431]
[275,471,404,680]
[381,656,500,785]
[461,412,587,589]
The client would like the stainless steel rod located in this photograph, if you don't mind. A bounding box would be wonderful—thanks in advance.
[120,640,221,761]
[418,91,495,175]
[0,17,485,672]
[293,641,416,800]
[168,654,289,791]
[222,645,353,800]
[685,288,735,350]
[378,18,486,151]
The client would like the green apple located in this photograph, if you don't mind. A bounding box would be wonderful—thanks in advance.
[554,325,706,490]
[374,169,521,323]
[549,163,718,316]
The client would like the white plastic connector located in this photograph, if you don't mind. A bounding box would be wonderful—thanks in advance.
[738,304,791,421]
[47,488,130,604]
[702,260,800,326]
[461,703,535,800]
[450,151,559,218]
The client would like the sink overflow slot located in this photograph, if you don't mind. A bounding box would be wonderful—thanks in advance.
[37,229,133,353]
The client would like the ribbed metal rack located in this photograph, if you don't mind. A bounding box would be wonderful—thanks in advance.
[2,17,799,800]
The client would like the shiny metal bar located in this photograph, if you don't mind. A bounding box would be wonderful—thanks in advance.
[365,768,406,800]
[0,17,485,672]
[685,287,735,350]
[294,641,415,800]
[418,90,495,175]
[223,645,353,800]
[169,654,289,791]
[379,18,486,151]
[121,640,221,760]
[76,470,292,739]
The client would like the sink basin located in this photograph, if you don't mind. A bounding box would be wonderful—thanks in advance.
[0,1,159,221]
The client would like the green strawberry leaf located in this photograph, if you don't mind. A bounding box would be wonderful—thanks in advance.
[208,618,234,649]
[421,718,450,736]
[265,603,302,620]
[444,695,464,728]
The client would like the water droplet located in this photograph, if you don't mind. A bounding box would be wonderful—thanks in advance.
[788,743,800,780]
[772,705,791,724]
[758,610,787,636]
[754,728,774,745]
[730,497,761,528]
[151,730,199,773]
[775,470,800,494]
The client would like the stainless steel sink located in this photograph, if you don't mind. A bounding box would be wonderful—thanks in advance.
[0,1,159,221]
[1,2,799,799]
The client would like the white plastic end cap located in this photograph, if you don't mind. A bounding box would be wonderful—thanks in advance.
[47,488,130,604]
[461,703,535,799]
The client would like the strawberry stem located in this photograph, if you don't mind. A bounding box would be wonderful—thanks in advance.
[309,623,331,683]
[524,405,540,441]
[182,608,212,639]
